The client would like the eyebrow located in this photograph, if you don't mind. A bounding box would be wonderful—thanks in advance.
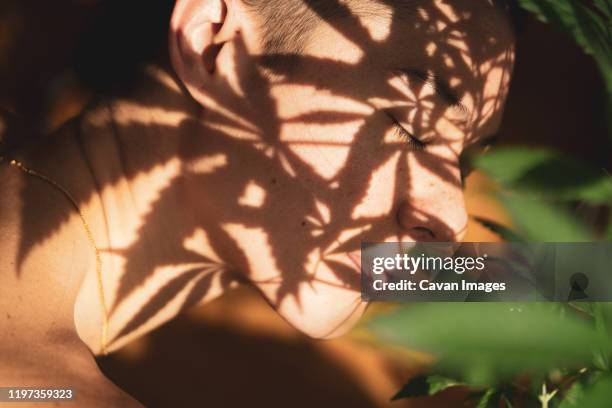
[393,68,470,117]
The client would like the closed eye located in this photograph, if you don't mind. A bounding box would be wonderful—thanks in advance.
[384,112,428,151]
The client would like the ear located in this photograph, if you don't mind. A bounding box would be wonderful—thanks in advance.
[169,0,244,100]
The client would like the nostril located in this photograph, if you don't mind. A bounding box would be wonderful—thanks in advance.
[410,226,436,240]
[396,200,455,242]
[396,202,436,238]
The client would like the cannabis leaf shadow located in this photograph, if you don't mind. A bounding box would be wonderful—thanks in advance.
[14,0,514,349]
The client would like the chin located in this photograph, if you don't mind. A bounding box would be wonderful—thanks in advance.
[275,287,368,339]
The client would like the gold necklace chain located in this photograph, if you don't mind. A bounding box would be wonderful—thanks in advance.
[1,155,109,355]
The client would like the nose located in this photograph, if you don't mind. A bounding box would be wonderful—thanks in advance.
[396,195,468,242]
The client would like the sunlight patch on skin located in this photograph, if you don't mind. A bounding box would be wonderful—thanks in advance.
[323,224,372,256]
[306,20,364,64]
[88,102,190,129]
[373,75,420,108]
[260,146,275,158]
[406,149,461,192]
[473,54,514,133]
[443,53,456,69]
[462,92,477,126]
[183,227,225,265]
[416,6,429,21]
[304,215,323,228]
[310,248,359,291]
[450,77,462,88]
[480,60,493,75]
[217,42,247,99]
[107,263,224,351]
[75,269,108,353]
[320,250,356,276]
[143,65,183,94]
[289,143,351,181]
[315,198,331,225]
[99,157,182,249]
[201,102,260,135]
[275,272,364,338]
[450,42,473,68]
[86,159,184,342]
[238,180,267,208]
[426,42,437,57]
[277,151,298,178]
[449,28,468,40]
[280,100,365,180]
[434,0,461,24]
[204,121,259,141]
[275,84,371,119]
[186,153,228,174]
[220,223,280,281]
[381,127,404,145]
[383,73,443,113]
[415,86,436,111]
[311,230,324,238]
[303,200,330,237]
[351,151,400,219]
[357,2,393,42]
[433,114,470,146]
[305,213,328,238]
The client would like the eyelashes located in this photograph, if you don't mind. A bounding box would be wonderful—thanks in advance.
[392,123,427,151]
[386,113,428,151]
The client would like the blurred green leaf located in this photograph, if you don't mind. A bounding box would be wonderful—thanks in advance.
[501,195,592,242]
[473,217,523,242]
[559,379,586,408]
[391,374,461,400]
[517,0,612,93]
[564,375,612,407]
[592,303,611,370]
[476,388,501,408]
[474,148,612,204]
[368,303,609,385]
[593,0,612,18]
[568,302,595,317]
[569,2,612,93]
[597,302,612,332]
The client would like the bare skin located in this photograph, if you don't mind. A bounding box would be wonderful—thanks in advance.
[0,0,514,405]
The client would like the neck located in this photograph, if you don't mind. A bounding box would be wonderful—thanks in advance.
[70,65,237,351]
[78,65,201,257]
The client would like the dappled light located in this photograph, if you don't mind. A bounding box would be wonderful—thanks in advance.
[7,0,514,353]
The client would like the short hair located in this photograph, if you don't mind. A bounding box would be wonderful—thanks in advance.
[243,0,524,55]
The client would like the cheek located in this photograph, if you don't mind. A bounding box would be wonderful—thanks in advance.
[273,86,373,180]
[350,151,402,219]
[280,120,364,180]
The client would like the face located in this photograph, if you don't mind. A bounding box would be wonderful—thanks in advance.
[172,0,515,336]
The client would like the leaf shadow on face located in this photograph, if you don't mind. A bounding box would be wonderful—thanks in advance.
[15,0,515,348]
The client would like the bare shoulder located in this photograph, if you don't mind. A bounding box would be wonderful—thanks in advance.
[0,120,90,359]
[0,122,142,407]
